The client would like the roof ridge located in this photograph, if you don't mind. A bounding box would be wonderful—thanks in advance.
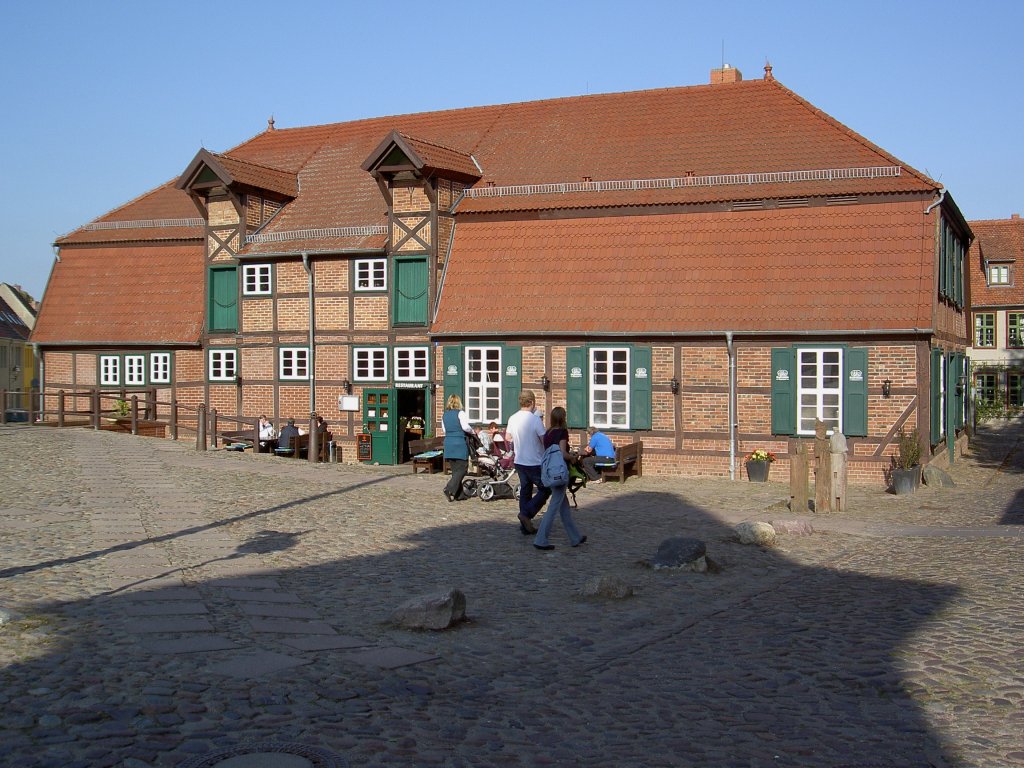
[763,78,939,190]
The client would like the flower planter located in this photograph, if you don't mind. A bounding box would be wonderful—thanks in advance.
[891,466,921,495]
[745,460,770,483]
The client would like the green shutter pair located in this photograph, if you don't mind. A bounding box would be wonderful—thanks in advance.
[770,346,868,436]
[931,350,966,440]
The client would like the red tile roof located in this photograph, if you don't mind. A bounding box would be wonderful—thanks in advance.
[205,152,299,198]
[968,216,1024,308]
[433,201,935,335]
[32,245,205,345]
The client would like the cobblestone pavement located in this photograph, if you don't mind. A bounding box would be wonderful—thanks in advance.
[1,421,1022,768]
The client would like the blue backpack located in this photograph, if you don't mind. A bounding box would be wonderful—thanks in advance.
[541,443,569,487]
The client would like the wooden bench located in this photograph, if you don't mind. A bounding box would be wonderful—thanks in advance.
[409,437,444,474]
[276,431,332,460]
[220,428,258,450]
[595,440,643,483]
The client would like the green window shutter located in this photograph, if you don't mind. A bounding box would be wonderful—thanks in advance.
[565,346,587,428]
[771,347,796,435]
[930,348,942,440]
[443,345,463,403]
[843,347,868,437]
[953,353,965,430]
[393,258,428,325]
[209,267,238,332]
[501,345,522,422]
[629,346,652,431]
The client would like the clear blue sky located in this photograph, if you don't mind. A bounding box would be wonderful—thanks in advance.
[2,0,1021,301]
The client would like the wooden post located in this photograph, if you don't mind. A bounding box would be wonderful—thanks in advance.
[130,395,139,435]
[170,400,179,440]
[146,388,156,420]
[210,408,218,447]
[789,440,809,514]
[251,419,259,453]
[196,404,207,451]
[57,390,66,428]
[30,386,40,423]
[0,390,6,425]
[91,389,100,429]
[814,419,833,514]
[308,413,319,464]
[830,430,849,513]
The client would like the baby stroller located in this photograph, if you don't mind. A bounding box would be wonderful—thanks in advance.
[461,431,520,501]
[567,461,587,508]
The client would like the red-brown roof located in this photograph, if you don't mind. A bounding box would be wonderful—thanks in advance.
[205,151,299,198]
[968,216,1024,308]
[434,201,935,335]
[32,245,205,345]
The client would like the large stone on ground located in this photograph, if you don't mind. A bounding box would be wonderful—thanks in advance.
[923,465,956,488]
[770,519,815,536]
[735,521,777,546]
[390,588,466,630]
[652,537,707,572]
[581,575,635,599]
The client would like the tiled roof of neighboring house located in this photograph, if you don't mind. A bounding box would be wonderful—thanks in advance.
[207,151,299,198]
[433,201,935,335]
[55,184,203,246]
[968,216,1024,307]
[31,245,205,345]
[0,294,31,341]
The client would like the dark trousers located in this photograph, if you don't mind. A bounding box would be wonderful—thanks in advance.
[582,455,615,481]
[515,463,551,519]
[445,458,469,499]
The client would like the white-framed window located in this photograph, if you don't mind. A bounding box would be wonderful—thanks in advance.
[988,264,1010,286]
[590,347,630,428]
[150,353,171,384]
[354,347,387,380]
[975,313,996,347]
[125,355,146,386]
[394,346,429,381]
[209,349,237,382]
[797,348,843,435]
[99,355,120,386]
[465,346,502,423]
[355,258,387,291]
[242,264,272,295]
[279,347,310,380]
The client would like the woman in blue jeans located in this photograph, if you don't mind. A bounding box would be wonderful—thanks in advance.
[533,406,586,550]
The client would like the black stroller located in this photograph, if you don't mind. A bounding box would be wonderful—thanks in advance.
[461,430,520,501]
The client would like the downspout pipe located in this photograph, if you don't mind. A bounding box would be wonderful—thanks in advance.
[924,189,946,215]
[302,252,315,414]
[726,331,736,481]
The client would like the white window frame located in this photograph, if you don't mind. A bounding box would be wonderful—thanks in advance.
[590,347,630,429]
[99,355,120,386]
[465,347,502,423]
[209,349,237,382]
[242,264,272,295]
[150,353,171,384]
[354,347,387,381]
[355,258,387,291]
[394,346,429,381]
[125,355,146,386]
[796,347,843,436]
[975,313,996,348]
[279,347,310,380]
[987,263,1010,286]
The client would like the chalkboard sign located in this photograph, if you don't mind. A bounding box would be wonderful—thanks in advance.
[357,433,372,461]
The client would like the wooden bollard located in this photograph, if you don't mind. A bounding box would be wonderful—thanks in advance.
[130,395,139,435]
[170,400,179,440]
[196,404,207,451]
[814,419,833,514]
[57,390,66,428]
[209,408,218,448]
[830,430,848,514]
[0,389,7,425]
[308,413,320,464]
[789,440,809,514]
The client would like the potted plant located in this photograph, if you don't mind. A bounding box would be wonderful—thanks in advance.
[744,448,776,482]
[891,427,922,495]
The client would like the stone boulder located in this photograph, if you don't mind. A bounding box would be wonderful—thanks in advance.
[770,519,815,536]
[390,588,467,630]
[923,465,956,488]
[652,537,707,572]
[735,521,777,546]
[581,575,635,599]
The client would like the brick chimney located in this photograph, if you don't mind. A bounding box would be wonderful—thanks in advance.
[1012,213,1020,219]
[710,64,743,84]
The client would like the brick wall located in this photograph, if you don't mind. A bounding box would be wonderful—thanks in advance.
[393,185,429,213]
[242,297,274,332]
[277,261,307,294]
[277,297,310,331]
[315,258,349,292]
[314,296,349,330]
[353,296,389,330]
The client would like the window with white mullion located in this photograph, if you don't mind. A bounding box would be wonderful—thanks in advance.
[590,348,630,428]
[209,349,237,381]
[465,347,501,423]
[150,353,171,384]
[125,355,146,386]
[797,348,843,435]
[242,264,272,295]
[355,259,387,291]
[394,347,429,381]
[279,347,310,380]
[99,356,120,386]
[354,347,387,381]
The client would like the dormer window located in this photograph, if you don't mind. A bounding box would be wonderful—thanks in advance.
[988,263,1012,286]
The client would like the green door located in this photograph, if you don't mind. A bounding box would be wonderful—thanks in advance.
[362,388,396,464]
[209,267,238,332]
[393,257,428,326]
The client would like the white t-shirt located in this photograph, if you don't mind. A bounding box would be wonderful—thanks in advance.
[505,408,545,466]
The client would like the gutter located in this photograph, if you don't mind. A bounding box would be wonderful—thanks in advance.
[236,247,385,259]
[302,251,315,415]
[924,189,946,215]
[726,331,736,481]
[429,328,937,340]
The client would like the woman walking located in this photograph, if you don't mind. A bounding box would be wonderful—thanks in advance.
[533,406,587,550]
[441,394,474,501]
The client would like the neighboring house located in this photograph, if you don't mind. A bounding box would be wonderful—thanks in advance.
[0,283,37,417]
[966,214,1024,411]
[32,64,971,482]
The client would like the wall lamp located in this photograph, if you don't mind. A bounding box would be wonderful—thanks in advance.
[539,374,550,391]
[429,382,437,394]
[670,377,680,395]
[342,379,352,394]
[882,378,892,399]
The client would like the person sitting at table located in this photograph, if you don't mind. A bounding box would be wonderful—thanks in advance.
[580,425,616,482]
[258,415,277,452]
[277,418,300,454]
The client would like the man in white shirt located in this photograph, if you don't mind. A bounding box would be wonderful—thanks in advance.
[505,390,550,535]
